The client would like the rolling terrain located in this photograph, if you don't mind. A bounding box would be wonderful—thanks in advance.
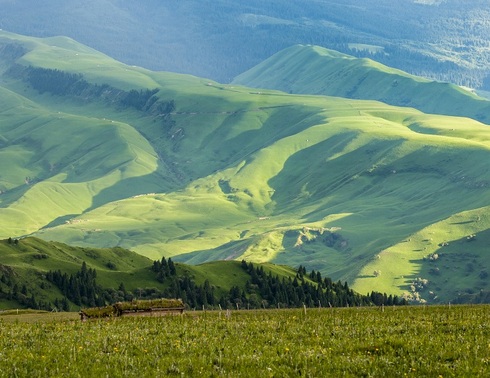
[0,1,490,88]
[233,45,490,124]
[0,31,489,303]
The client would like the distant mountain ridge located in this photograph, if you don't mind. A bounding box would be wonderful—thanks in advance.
[0,31,488,304]
[233,45,490,124]
[0,1,490,88]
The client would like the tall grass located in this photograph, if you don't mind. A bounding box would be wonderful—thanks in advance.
[0,305,488,376]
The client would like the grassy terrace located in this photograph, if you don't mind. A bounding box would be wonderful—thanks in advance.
[0,305,488,376]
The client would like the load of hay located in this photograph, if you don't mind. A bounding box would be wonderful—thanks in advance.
[81,305,117,319]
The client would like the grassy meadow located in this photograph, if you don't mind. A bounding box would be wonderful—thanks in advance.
[0,305,488,377]
[0,31,489,303]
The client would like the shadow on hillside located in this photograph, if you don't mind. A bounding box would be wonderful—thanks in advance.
[89,171,178,210]
[450,220,475,225]
[267,136,410,218]
[40,214,79,230]
[405,228,490,303]
[357,274,376,279]
[171,239,251,265]
[35,170,181,234]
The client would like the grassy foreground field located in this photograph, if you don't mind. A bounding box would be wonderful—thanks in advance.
[0,306,488,377]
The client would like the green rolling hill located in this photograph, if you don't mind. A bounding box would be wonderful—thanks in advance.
[0,31,489,304]
[233,44,490,124]
[0,236,309,310]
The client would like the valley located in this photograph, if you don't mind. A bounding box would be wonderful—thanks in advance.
[0,30,488,304]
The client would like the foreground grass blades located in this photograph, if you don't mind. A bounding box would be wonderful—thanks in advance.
[0,305,488,377]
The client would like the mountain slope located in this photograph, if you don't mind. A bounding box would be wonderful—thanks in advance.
[1,1,490,88]
[0,31,489,303]
[233,45,490,124]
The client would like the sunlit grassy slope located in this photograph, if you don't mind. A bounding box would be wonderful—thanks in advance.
[233,45,490,125]
[0,31,489,303]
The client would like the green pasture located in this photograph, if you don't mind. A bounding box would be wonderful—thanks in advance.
[0,31,489,302]
[0,305,488,377]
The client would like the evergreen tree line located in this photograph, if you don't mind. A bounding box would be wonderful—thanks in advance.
[5,65,175,115]
[452,290,490,305]
[46,262,101,307]
[45,263,172,310]
[232,261,406,309]
[145,259,407,309]
[148,256,216,309]
[45,258,208,311]
[151,256,177,283]
[5,257,405,311]
[0,268,52,311]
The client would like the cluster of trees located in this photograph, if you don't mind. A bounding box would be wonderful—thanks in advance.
[0,42,26,63]
[6,237,19,245]
[453,290,490,304]
[0,268,51,310]
[46,262,101,307]
[6,65,175,116]
[44,260,215,310]
[144,260,406,309]
[1,257,405,311]
[235,262,406,309]
[23,67,87,96]
[45,263,178,310]
[120,88,158,111]
[5,64,105,97]
[151,256,177,283]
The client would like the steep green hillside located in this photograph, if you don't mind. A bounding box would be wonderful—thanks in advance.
[233,45,490,124]
[0,31,489,304]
